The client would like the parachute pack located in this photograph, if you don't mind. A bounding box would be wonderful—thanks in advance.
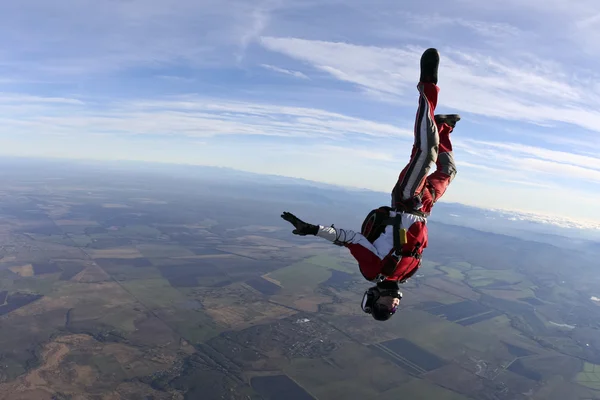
[361,206,422,261]
[361,206,408,249]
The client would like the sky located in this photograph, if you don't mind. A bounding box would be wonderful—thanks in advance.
[1,0,600,227]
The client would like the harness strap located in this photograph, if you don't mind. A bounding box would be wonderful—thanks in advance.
[403,208,429,218]
[392,216,401,253]
[380,213,424,278]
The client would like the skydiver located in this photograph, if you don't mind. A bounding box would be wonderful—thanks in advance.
[281,48,460,321]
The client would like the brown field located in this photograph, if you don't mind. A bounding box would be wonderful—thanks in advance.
[292,295,333,313]
[0,334,183,400]
[401,285,464,308]
[425,363,488,395]
[128,198,169,204]
[90,248,144,259]
[261,274,282,286]
[72,265,111,283]
[202,289,297,329]
[101,203,131,208]
[13,281,135,320]
[423,277,481,301]
[9,264,34,277]
[231,235,297,248]
[136,244,196,258]
[480,288,536,301]
[216,245,282,260]
[205,302,297,329]
[284,342,412,399]
[382,376,472,400]
[54,220,99,226]
[173,254,237,260]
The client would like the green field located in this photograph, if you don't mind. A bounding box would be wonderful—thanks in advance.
[576,362,600,390]
[284,342,412,399]
[136,244,196,258]
[267,263,334,292]
[439,266,464,281]
[468,278,496,287]
[446,261,473,271]
[106,225,162,238]
[11,275,61,295]
[383,377,471,400]
[120,278,191,310]
[304,254,357,274]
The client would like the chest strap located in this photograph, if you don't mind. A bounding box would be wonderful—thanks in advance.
[379,214,423,277]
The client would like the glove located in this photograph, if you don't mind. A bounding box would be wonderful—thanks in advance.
[281,212,319,236]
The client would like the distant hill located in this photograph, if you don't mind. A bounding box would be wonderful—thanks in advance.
[3,156,599,248]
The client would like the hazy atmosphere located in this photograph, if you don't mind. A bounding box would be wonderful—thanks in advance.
[1,0,599,224]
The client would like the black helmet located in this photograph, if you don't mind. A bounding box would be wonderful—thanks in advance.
[361,285,402,321]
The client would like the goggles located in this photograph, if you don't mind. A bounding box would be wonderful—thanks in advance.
[361,286,402,315]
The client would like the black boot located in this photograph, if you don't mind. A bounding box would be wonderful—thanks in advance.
[420,48,440,85]
[434,114,461,129]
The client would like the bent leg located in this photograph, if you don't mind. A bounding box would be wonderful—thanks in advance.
[392,82,440,209]
[421,122,457,213]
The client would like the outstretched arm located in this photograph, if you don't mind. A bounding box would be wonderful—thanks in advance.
[281,212,385,281]
[315,225,378,253]
[280,212,377,252]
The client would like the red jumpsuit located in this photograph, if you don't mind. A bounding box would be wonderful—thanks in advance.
[316,82,456,283]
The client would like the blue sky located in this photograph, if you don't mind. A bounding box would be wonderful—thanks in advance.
[1,0,600,227]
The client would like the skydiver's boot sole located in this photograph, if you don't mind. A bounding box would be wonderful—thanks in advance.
[420,48,440,85]
[434,114,461,129]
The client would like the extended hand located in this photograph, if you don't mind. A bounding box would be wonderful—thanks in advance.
[281,211,318,236]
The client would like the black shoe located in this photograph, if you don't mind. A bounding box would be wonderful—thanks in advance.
[420,48,440,84]
[434,114,461,128]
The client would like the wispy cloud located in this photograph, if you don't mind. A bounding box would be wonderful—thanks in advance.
[500,179,554,189]
[489,207,600,231]
[464,139,600,171]
[310,145,396,162]
[259,36,600,133]
[0,93,85,105]
[456,138,600,186]
[0,93,412,140]
[236,4,273,63]
[260,64,309,79]
[401,12,523,40]
[519,158,600,183]
[156,75,196,83]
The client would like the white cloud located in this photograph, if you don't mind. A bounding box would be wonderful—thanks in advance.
[156,75,196,82]
[236,4,273,63]
[260,64,309,79]
[260,37,418,96]
[500,179,554,189]
[488,207,600,231]
[456,161,497,171]
[0,0,279,76]
[519,158,600,183]
[310,145,396,162]
[457,138,600,185]
[463,139,600,171]
[259,36,600,133]
[0,93,412,140]
[401,12,523,40]
[0,93,85,105]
